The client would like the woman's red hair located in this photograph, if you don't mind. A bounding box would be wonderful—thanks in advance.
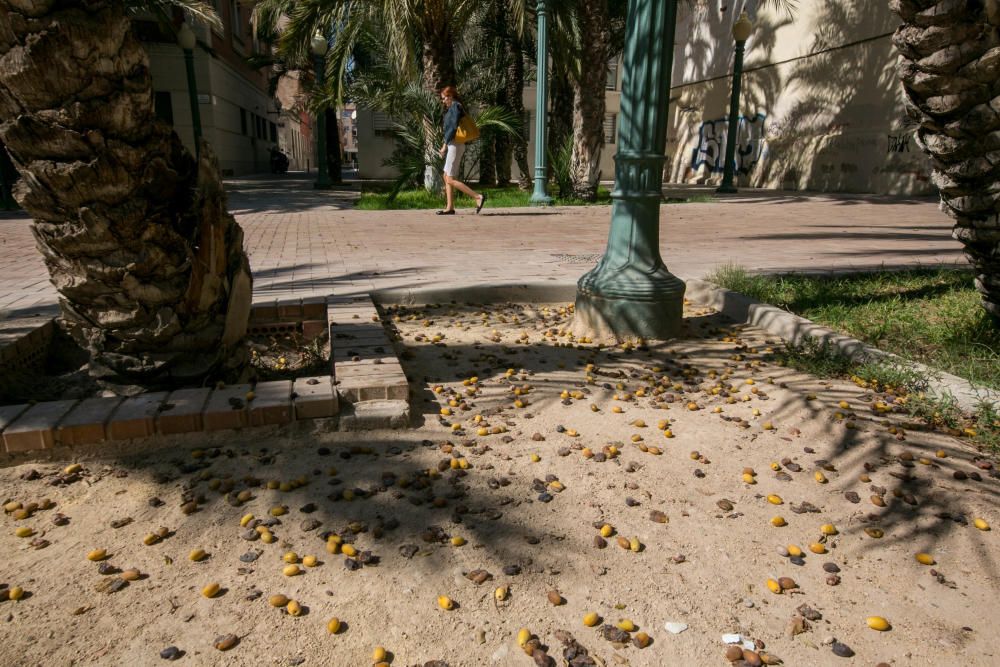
[440,85,460,101]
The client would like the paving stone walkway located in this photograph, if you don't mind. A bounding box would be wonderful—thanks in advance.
[0,173,966,319]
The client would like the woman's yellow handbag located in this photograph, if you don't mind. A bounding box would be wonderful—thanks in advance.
[455,114,480,144]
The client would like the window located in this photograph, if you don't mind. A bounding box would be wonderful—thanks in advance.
[372,111,394,136]
[606,60,618,90]
[269,121,277,143]
[230,1,243,42]
[240,108,247,135]
[603,113,617,144]
[154,92,173,125]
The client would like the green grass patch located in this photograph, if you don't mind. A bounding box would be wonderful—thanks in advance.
[709,264,1000,391]
[356,184,612,210]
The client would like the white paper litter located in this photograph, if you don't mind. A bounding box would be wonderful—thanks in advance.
[721,634,756,650]
[664,622,688,634]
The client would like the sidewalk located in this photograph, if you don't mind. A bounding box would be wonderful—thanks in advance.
[0,173,965,317]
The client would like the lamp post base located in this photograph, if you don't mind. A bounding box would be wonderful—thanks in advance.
[715,183,738,194]
[313,181,333,190]
[572,265,686,341]
[530,192,553,206]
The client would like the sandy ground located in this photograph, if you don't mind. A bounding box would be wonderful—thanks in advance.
[0,301,997,667]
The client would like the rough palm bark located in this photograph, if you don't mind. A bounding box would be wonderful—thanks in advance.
[505,27,531,189]
[890,0,1000,321]
[326,109,343,184]
[0,2,252,386]
[494,127,512,186]
[568,0,612,201]
[548,59,574,167]
[420,0,458,192]
[479,127,497,185]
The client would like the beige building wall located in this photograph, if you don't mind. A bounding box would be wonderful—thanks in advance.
[666,1,932,194]
[341,103,358,164]
[356,109,399,179]
[146,44,281,176]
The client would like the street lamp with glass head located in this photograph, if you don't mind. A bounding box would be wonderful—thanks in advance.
[177,22,202,158]
[716,11,753,193]
[311,32,332,188]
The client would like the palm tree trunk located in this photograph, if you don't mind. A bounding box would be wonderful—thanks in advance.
[0,2,252,386]
[479,128,497,185]
[891,0,1000,321]
[420,2,457,192]
[569,0,611,201]
[495,132,513,187]
[326,109,343,184]
[549,60,574,168]
[505,30,531,190]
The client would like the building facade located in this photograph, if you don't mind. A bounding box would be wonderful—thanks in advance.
[136,5,313,176]
[341,104,358,169]
[665,1,932,194]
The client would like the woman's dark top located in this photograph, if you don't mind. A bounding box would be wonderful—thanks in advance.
[443,101,464,144]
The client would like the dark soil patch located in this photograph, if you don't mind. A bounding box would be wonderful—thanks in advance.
[248,330,329,382]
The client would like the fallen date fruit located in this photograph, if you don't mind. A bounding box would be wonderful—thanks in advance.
[601,625,629,643]
[831,641,854,657]
[466,569,493,585]
[213,634,238,651]
[159,646,181,660]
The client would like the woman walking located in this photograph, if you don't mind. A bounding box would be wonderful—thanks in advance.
[438,86,486,215]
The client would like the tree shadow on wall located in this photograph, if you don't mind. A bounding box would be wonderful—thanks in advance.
[749,2,931,194]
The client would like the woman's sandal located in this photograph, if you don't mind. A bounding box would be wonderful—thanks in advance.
[475,193,488,214]
[436,209,456,215]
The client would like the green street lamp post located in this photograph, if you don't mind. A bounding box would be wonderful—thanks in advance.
[177,23,202,159]
[530,0,553,205]
[572,0,685,340]
[311,32,332,190]
[716,11,753,194]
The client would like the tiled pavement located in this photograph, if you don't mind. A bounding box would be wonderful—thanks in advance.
[0,173,966,318]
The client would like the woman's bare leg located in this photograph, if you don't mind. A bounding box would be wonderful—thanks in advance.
[448,176,481,203]
[444,174,455,211]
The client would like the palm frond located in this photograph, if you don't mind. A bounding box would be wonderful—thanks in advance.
[752,0,798,18]
[124,0,222,31]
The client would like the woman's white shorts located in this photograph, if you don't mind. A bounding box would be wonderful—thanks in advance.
[443,142,464,178]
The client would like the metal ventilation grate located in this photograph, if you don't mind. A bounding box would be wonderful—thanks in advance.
[553,253,603,264]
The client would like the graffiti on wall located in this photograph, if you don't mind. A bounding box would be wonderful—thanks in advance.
[691,113,767,174]
[887,133,911,153]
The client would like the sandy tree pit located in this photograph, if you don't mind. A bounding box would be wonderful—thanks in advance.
[0,301,996,666]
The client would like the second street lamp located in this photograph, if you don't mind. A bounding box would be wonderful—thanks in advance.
[177,22,202,160]
[716,11,753,194]
[530,0,553,205]
[311,32,332,189]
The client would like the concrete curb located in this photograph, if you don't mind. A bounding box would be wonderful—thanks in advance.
[684,279,998,412]
[373,282,579,305]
